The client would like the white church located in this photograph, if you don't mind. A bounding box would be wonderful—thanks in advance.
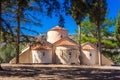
[10,26,114,65]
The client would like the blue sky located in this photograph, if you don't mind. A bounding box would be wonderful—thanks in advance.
[30,0,120,36]
[107,0,120,32]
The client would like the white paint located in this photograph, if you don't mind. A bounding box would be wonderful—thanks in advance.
[55,46,80,64]
[82,50,97,65]
[21,46,30,54]
[47,30,68,43]
[32,50,52,63]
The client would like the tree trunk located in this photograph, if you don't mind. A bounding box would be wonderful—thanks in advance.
[78,25,82,64]
[0,1,3,70]
[98,25,102,66]
[97,0,102,66]
[16,4,20,64]
[0,1,1,33]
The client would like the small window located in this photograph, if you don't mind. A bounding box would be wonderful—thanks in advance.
[62,51,63,57]
[61,35,62,38]
[76,54,77,58]
[89,53,92,56]
[69,52,72,58]
[69,53,71,56]
[43,52,45,56]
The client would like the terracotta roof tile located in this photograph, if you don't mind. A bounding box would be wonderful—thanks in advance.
[82,45,95,50]
[57,40,77,46]
[31,45,51,50]
[51,26,66,30]
[54,37,78,46]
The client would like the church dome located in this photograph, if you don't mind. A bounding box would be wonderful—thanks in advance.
[47,26,68,44]
[51,26,65,30]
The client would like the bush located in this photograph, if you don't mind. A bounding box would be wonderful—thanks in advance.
[0,44,15,63]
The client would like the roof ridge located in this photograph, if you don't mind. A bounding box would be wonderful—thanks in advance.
[81,42,97,50]
[53,37,78,46]
[51,26,66,30]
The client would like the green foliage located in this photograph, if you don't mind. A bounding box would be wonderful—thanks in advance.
[80,20,97,37]
[88,0,108,65]
[75,35,117,48]
[0,44,15,63]
[82,36,97,43]
[75,17,118,64]
[0,43,25,63]
[0,0,66,63]
[101,50,120,64]
[102,39,117,48]
[74,36,97,44]
[70,0,91,55]
[70,0,89,24]
[89,0,107,26]
[115,10,120,46]
[112,53,120,64]
[80,18,115,37]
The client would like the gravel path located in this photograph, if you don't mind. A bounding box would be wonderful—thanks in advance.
[0,64,120,80]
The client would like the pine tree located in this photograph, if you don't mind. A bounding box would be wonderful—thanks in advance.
[0,0,12,70]
[89,0,107,65]
[70,0,90,64]
[14,0,61,63]
[58,15,65,28]
[115,10,120,47]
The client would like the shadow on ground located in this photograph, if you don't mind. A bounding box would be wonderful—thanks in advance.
[0,66,120,79]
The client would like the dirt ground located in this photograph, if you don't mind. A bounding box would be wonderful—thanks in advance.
[0,64,120,80]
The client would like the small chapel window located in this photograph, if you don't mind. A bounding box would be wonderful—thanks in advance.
[61,35,62,38]
[69,52,72,58]
[89,53,92,56]
[43,52,45,56]
[69,53,71,55]
[62,50,63,57]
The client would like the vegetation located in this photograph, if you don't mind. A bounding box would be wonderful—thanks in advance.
[0,0,62,63]
[115,10,120,47]
[74,18,120,64]
[88,0,107,65]
[70,0,90,63]
[0,44,15,63]
[0,0,120,65]
[114,10,120,64]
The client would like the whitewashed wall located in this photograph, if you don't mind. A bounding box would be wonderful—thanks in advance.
[10,47,32,63]
[55,46,80,64]
[47,30,68,43]
[32,50,52,63]
[82,50,97,65]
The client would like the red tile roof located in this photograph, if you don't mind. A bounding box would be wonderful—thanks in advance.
[51,26,66,30]
[82,42,96,50]
[82,45,95,50]
[31,45,51,50]
[54,37,78,47]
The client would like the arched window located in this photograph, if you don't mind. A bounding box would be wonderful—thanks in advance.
[89,53,92,56]
[61,35,62,38]
[69,52,72,58]
[43,52,45,56]
[62,50,63,57]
